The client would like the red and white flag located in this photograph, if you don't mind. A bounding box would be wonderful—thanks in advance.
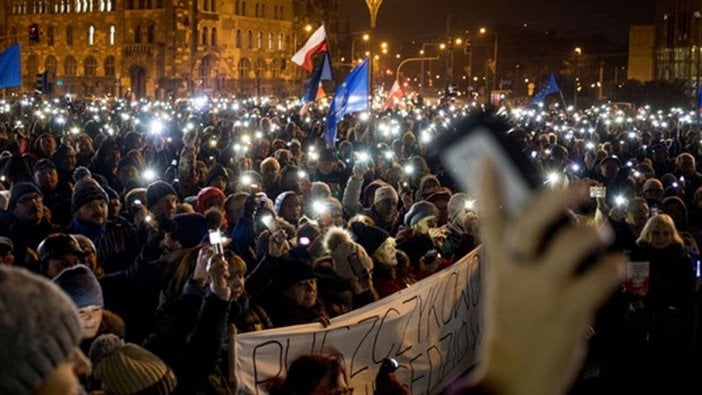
[291,25,328,72]
[382,80,403,111]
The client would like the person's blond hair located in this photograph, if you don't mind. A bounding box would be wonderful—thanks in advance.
[636,214,684,246]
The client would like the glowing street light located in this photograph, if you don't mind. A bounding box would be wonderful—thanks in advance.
[479,27,499,91]
[304,24,313,33]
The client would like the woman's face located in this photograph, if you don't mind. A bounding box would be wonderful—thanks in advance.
[281,195,302,224]
[650,223,673,249]
[374,238,398,266]
[284,278,317,308]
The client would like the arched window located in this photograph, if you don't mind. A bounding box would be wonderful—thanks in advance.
[147,24,155,43]
[210,0,215,12]
[278,33,283,50]
[255,59,266,76]
[199,56,212,84]
[126,0,133,9]
[45,55,57,76]
[201,27,208,46]
[270,59,279,78]
[235,0,239,14]
[87,25,95,45]
[203,0,208,11]
[104,56,115,77]
[211,27,217,46]
[261,4,265,17]
[26,53,38,76]
[279,6,283,18]
[47,26,55,46]
[238,58,250,79]
[268,32,273,50]
[241,1,246,15]
[236,29,241,48]
[257,31,262,49]
[66,25,73,45]
[75,0,82,12]
[247,30,253,49]
[134,25,142,43]
[109,25,116,45]
[254,3,258,17]
[64,56,77,76]
[84,56,97,76]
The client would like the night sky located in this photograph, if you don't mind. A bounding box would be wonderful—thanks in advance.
[339,0,655,46]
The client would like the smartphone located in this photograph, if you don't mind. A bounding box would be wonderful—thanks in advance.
[261,214,278,232]
[434,110,612,272]
[209,229,224,255]
[434,111,539,217]
[590,186,606,199]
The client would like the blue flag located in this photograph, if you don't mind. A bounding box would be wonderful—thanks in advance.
[530,72,560,105]
[325,58,369,147]
[301,52,333,104]
[0,44,21,89]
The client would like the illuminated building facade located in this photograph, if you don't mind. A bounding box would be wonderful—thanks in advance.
[654,0,702,87]
[1,0,300,98]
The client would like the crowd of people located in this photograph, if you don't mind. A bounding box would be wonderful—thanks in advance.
[1,94,702,394]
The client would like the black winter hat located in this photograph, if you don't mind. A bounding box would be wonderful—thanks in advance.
[37,234,85,263]
[272,258,316,291]
[172,213,208,248]
[350,221,390,256]
[146,181,177,209]
[71,178,108,213]
[8,181,42,211]
[33,158,56,174]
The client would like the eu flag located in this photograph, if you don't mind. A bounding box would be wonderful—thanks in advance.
[325,58,369,147]
[301,52,333,104]
[0,44,21,89]
[531,72,560,105]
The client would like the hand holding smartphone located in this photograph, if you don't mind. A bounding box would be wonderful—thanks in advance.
[434,110,613,272]
[209,229,224,255]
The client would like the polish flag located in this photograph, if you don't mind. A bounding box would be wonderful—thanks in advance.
[292,25,328,72]
[382,80,404,111]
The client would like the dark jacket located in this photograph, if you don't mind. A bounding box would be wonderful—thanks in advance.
[66,218,139,274]
[145,292,231,395]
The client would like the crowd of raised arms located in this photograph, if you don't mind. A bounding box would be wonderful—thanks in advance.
[1,95,702,394]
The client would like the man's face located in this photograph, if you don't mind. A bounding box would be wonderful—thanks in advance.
[0,251,14,266]
[75,199,108,226]
[77,305,103,339]
[35,168,59,191]
[627,202,650,227]
[13,192,44,223]
[153,194,178,219]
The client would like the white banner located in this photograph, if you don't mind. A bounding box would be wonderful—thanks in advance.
[233,248,483,394]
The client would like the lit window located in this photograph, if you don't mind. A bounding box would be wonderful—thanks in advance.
[109,25,116,45]
[88,25,95,45]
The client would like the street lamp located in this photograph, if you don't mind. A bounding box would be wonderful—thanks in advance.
[479,27,499,91]
[350,33,370,62]
[419,42,446,97]
[365,0,384,91]
[304,24,313,33]
[574,47,582,109]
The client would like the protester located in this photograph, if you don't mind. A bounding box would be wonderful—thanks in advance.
[0,266,90,395]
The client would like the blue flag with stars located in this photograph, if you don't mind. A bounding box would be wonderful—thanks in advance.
[530,72,560,105]
[325,58,369,147]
